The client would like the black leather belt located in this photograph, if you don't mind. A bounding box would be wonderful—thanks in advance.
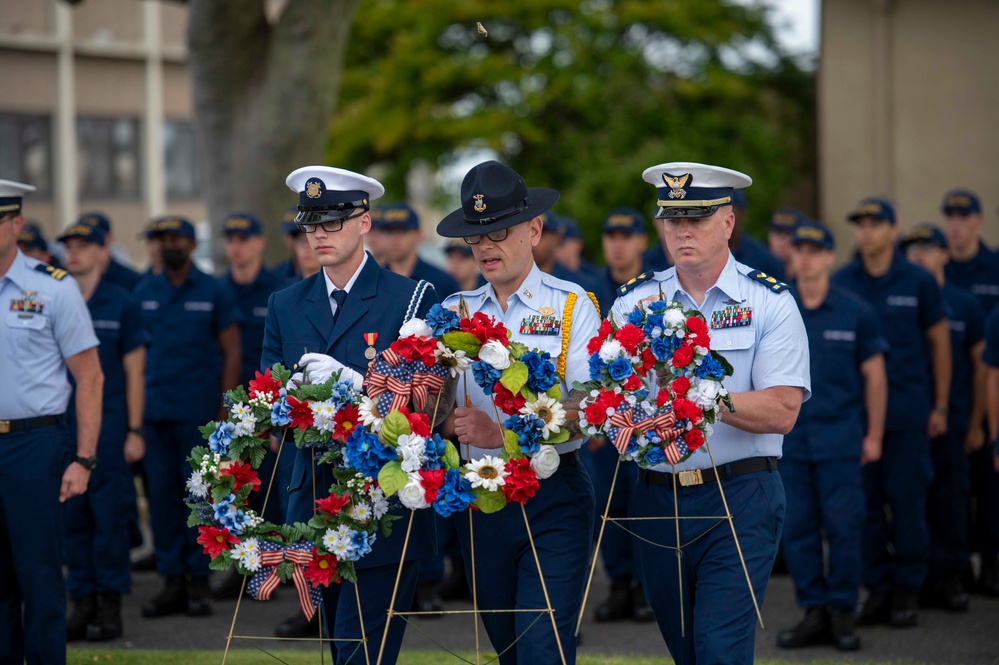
[0,414,65,435]
[637,457,776,488]
[462,449,579,468]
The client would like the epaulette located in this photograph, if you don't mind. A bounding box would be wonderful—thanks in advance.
[35,264,68,281]
[618,271,654,296]
[747,270,789,293]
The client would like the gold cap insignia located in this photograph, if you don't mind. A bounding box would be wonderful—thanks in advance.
[473,194,486,213]
[662,173,691,200]
[305,181,323,199]
[947,195,971,207]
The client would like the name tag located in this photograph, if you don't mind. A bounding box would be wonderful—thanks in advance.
[822,330,856,342]
[520,314,561,335]
[184,301,215,312]
[949,320,966,333]
[252,306,269,318]
[93,319,121,330]
[972,284,999,296]
[141,301,159,310]
[711,305,752,329]
[887,295,918,308]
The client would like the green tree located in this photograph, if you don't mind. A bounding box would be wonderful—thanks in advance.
[328,0,814,251]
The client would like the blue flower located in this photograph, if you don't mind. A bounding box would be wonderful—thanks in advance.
[627,309,645,326]
[209,421,235,455]
[588,354,607,381]
[633,388,649,403]
[328,380,355,407]
[213,493,250,534]
[346,530,376,561]
[643,447,666,466]
[608,357,634,382]
[434,469,475,518]
[521,351,557,393]
[471,361,502,395]
[270,397,292,427]
[426,304,460,336]
[624,439,639,455]
[648,300,668,313]
[505,415,545,455]
[345,429,396,478]
[423,434,448,470]
[695,354,726,381]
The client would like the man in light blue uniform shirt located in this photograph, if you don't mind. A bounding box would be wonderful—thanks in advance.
[0,179,104,665]
[611,162,810,665]
[438,160,600,664]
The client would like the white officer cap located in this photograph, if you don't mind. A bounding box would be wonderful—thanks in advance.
[286,166,386,225]
[642,162,751,219]
[0,179,36,215]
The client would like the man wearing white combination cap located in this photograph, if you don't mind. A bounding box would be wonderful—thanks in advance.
[611,163,810,664]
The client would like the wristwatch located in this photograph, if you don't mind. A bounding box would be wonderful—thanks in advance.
[128,425,145,436]
[73,455,98,471]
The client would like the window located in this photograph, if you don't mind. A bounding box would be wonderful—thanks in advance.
[164,119,199,199]
[0,113,53,199]
[77,116,141,199]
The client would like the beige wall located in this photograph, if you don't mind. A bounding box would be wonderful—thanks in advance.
[820,0,999,259]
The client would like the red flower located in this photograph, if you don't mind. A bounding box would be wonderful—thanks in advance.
[586,335,603,356]
[502,458,540,504]
[585,402,609,426]
[333,404,360,441]
[587,320,615,355]
[493,383,526,416]
[685,428,705,451]
[197,526,239,558]
[304,547,339,587]
[623,375,643,391]
[595,389,625,411]
[286,395,314,431]
[219,461,261,493]
[460,312,509,347]
[670,376,690,398]
[614,324,645,355]
[672,344,694,368]
[673,398,702,423]
[655,390,671,407]
[316,493,351,516]
[686,315,709,339]
[248,369,282,402]
[397,406,431,437]
[420,468,447,504]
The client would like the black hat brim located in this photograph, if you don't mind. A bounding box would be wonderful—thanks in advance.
[436,187,560,238]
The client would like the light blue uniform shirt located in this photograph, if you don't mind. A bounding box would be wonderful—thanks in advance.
[611,252,810,472]
[442,263,601,461]
[1,250,99,419]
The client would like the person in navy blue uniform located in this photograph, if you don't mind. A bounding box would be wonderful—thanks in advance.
[134,216,241,619]
[832,198,951,628]
[0,179,104,665]
[902,224,986,611]
[273,205,303,281]
[614,163,810,665]
[555,216,599,276]
[16,221,62,267]
[438,160,599,665]
[985,309,999,477]
[77,212,142,292]
[444,240,485,292]
[766,207,804,279]
[940,189,999,597]
[262,166,438,663]
[600,207,653,298]
[59,222,148,642]
[777,224,887,652]
[373,202,461,298]
[533,210,611,314]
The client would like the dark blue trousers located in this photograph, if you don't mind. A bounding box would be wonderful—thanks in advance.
[580,442,637,581]
[862,428,933,593]
[928,429,970,574]
[454,463,594,664]
[0,424,72,665]
[630,467,785,665]
[781,458,863,609]
[968,443,999,559]
[144,420,209,578]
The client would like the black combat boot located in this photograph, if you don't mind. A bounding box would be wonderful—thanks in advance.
[829,607,860,651]
[889,589,919,628]
[595,577,635,622]
[141,576,187,618]
[86,593,123,641]
[855,591,891,626]
[67,595,97,642]
[777,607,831,648]
[186,576,213,617]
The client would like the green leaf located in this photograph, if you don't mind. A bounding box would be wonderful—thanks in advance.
[378,461,408,497]
[443,441,461,470]
[188,446,211,470]
[503,429,521,458]
[500,361,529,394]
[271,363,292,386]
[442,331,482,356]
[212,479,235,504]
[338,561,358,585]
[380,411,411,448]
[199,422,217,439]
[714,351,735,378]
[472,486,507,514]
[248,444,266,469]
[208,553,232,572]
[307,514,328,530]
[520,388,537,403]
[548,384,563,402]
[507,341,529,359]
[545,428,571,445]
[380,512,401,538]
[276,560,295,582]
[293,381,333,402]
[571,380,601,394]
[234,483,253,505]
[226,386,249,405]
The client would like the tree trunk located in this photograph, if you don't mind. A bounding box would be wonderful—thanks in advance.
[187,0,361,265]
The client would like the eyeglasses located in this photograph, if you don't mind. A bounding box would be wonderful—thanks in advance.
[463,228,509,245]
[296,209,366,234]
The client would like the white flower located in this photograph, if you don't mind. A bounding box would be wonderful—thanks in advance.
[599,339,624,363]
[399,317,434,339]
[663,307,686,327]
[329,537,355,559]
[241,552,262,572]
[479,340,512,370]
[230,402,252,419]
[687,378,722,410]
[186,471,209,498]
[369,487,390,519]
[350,502,372,523]
[233,415,256,438]
[436,342,471,377]
[323,528,339,551]
[530,445,560,480]
[310,400,337,433]
[520,394,567,438]
[358,396,383,433]
[464,455,508,492]
[397,434,427,473]
[398,473,429,510]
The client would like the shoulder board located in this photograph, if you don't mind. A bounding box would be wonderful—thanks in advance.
[35,264,68,281]
[746,270,789,293]
[539,273,578,294]
[618,271,654,296]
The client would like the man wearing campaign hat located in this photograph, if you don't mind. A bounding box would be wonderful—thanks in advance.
[777,223,887,652]
[833,199,950,627]
[262,165,439,661]
[134,215,241,619]
[612,162,810,664]
[437,160,600,664]
[0,179,104,664]
[902,224,985,612]
[373,202,460,298]
[59,222,148,642]
[767,207,805,278]
[77,212,141,291]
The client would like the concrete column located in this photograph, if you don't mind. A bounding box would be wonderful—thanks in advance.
[143,0,165,218]
[871,0,894,197]
[53,1,77,227]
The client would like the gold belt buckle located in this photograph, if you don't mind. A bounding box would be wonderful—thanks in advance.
[677,469,703,487]
[0,421,10,434]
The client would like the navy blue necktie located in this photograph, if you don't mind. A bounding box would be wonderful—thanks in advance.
[331,290,347,326]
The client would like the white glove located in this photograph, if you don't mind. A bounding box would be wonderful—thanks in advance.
[286,371,304,391]
[298,353,363,391]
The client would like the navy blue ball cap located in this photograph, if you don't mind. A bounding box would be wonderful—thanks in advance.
[58,222,106,246]
[539,211,562,235]
[769,207,804,232]
[847,197,895,225]
[642,162,751,219]
[941,189,981,215]
[16,223,47,250]
[77,212,111,233]
[150,215,196,240]
[901,223,948,250]
[223,212,263,237]
[437,160,559,238]
[372,202,419,231]
[791,223,834,251]
[281,205,300,235]
[444,239,473,257]
[559,217,581,240]
[602,207,647,234]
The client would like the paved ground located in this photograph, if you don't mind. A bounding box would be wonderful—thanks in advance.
[71,563,999,664]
